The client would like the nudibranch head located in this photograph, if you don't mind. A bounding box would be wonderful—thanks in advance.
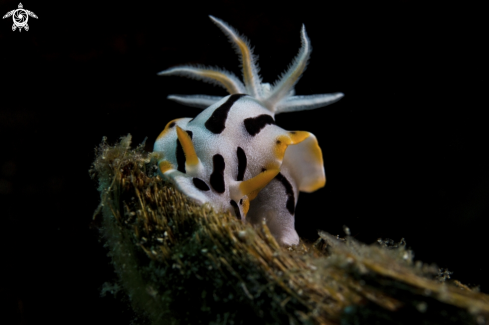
[154,16,343,245]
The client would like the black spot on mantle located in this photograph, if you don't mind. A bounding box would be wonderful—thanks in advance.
[205,94,246,134]
[210,154,225,193]
[236,147,247,181]
[243,114,275,136]
[175,130,193,173]
[192,178,210,191]
[275,172,295,215]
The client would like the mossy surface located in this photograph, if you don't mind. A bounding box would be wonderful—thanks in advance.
[91,135,489,325]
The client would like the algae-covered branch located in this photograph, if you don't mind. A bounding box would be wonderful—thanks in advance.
[91,135,489,325]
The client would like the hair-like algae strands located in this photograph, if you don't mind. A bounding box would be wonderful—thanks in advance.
[91,135,489,325]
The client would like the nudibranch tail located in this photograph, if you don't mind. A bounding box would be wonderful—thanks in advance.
[209,15,262,98]
[264,25,311,110]
[158,66,245,94]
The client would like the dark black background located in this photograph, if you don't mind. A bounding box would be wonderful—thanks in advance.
[1,0,486,324]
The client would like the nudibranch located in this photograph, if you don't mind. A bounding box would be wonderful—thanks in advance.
[154,16,343,245]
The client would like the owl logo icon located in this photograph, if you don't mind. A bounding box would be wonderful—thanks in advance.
[3,3,38,32]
